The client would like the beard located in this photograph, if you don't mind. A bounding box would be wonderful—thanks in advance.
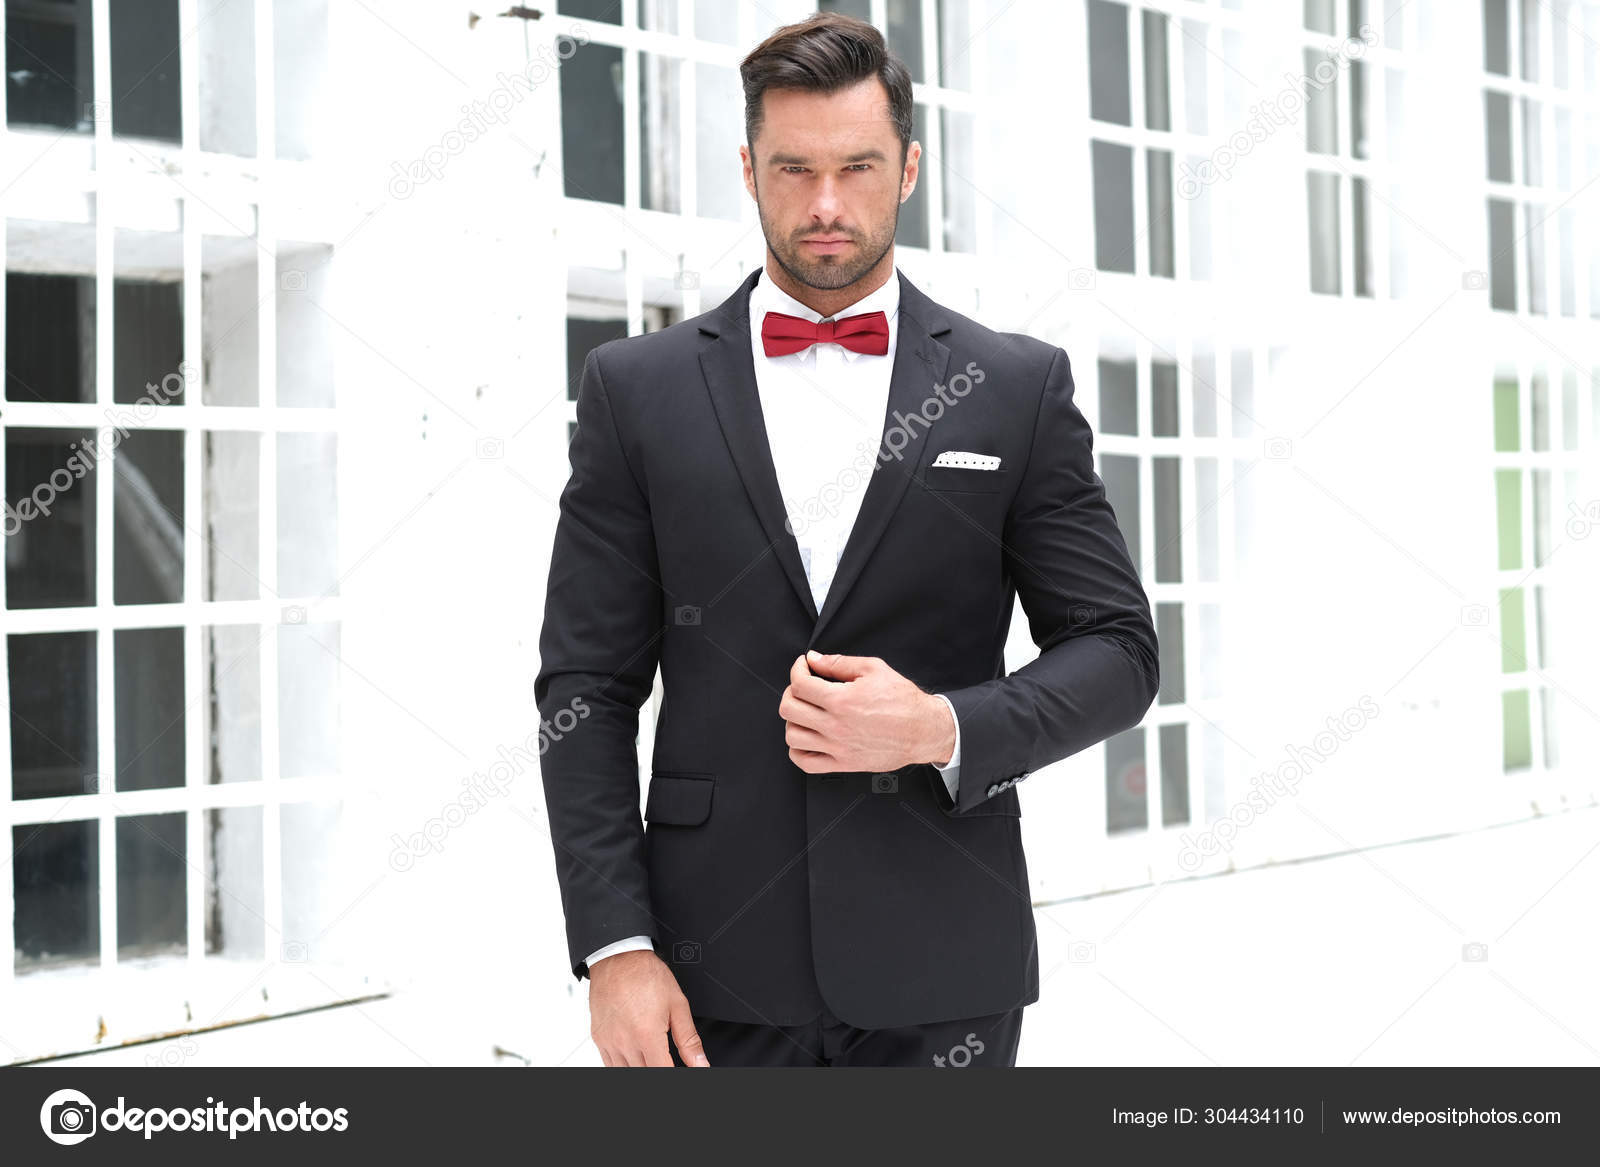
[756,195,899,292]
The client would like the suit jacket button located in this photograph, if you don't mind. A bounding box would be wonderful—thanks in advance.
[986,783,1000,797]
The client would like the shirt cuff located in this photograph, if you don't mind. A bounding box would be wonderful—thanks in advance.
[585,934,654,969]
[932,693,961,800]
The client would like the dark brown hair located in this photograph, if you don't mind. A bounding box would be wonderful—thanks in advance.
[739,11,914,164]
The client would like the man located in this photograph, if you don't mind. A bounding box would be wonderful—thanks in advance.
[535,11,1158,1068]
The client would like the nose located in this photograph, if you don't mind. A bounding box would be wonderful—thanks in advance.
[809,173,843,223]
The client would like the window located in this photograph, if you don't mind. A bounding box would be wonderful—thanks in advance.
[1093,338,1256,837]
[3,1,349,1060]
[1490,365,1598,774]
[1482,0,1591,317]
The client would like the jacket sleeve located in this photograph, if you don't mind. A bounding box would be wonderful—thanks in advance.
[939,345,1160,814]
[534,345,665,978]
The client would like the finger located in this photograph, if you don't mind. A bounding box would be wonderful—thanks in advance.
[779,689,829,728]
[805,650,874,681]
[784,722,830,752]
[644,1031,675,1068]
[789,669,842,708]
[790,654,811,687]
[790,746,838,772]
[599,1046,615,1067]
[670,998,710,1067]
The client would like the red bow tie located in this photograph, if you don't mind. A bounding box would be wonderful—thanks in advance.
[761,310,889,358]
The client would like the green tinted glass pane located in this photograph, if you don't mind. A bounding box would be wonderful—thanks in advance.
[1502,689,1531,771]
[1495,469,1522,569]
[1493,378,1519,450]
[1499,587,1526,672]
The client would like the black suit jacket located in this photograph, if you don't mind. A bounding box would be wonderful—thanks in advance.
[535,267,1158,1029]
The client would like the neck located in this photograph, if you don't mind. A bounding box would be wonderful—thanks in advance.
[763,248,896,318]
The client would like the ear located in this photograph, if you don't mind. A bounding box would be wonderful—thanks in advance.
[740,143,757,202]
[900,140,921,203]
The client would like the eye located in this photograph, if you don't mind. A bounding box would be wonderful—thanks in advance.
[846,164,871,171]
[781,166,809,174]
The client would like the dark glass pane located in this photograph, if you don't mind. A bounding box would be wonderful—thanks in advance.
[9,630,97,799]
[1350,59,1368,158]
[1485,90,1512,181]
[1157,601,1185,704]
[6,0,94,130]
[1105,725,1147,832]
[1088,0,1131,125]
[13,819,99,969]
[1484,0,1509,75]
[558,0,624,23]
[1098,358,1138,435]
[1154,459,1183,584]
[1148,148,1174,278]
[887,0,924,83]
[1353,175,1372,297]
[6,272,93,402]
[113,428,184,605]
[1306,48,1338,154]
[1101,453,1142,577]
[115,626,185,791]
[819,0,871,20]
[6,427,98,608]
[1308,170,1341,294]
[1152,360,1178,436]
[114,279,184,405]
[567,317,628,401]
[109,0,181,142]
[893,103,930,250]
[1160,722,1189,827]
[117,812,186,957]
[560,41,624,204]
[1488,197,1517,311]
[1092,139,1135,273]
[1142,9,1170,131]
[1502,689,1531,771]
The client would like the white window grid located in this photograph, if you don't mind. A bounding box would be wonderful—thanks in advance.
[1482,0,1600,320]
[1490,362,1600,782]
[0,0,355,1059]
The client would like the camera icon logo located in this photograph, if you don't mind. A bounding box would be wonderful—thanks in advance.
[1461,941,1489,963]
[871,772,898,794]
[280,269,308,292]
[674,605,701,626]
[40,1088,97,1146]
[672,940,701,964]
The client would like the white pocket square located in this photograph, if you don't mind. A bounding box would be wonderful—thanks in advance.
[931,450,1001,470]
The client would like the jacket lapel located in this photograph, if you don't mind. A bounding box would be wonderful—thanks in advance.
[698,269,820,625]
[695,268,954,642]
[809,272,951,648]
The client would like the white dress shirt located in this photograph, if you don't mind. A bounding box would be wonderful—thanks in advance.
[583,267,963,972]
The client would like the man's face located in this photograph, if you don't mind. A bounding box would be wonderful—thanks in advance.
[741,77,920,291]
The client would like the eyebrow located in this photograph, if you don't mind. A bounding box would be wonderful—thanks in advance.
[766,148,889,166]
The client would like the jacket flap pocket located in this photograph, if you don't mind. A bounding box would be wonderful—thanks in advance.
[645,772,715,825]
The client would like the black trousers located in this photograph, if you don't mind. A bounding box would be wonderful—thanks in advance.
[668,1003,1024,1067]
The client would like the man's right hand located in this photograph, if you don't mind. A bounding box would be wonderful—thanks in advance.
[588,948,710,1067]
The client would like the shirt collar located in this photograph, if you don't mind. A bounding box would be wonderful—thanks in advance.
[750,266,900,365]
